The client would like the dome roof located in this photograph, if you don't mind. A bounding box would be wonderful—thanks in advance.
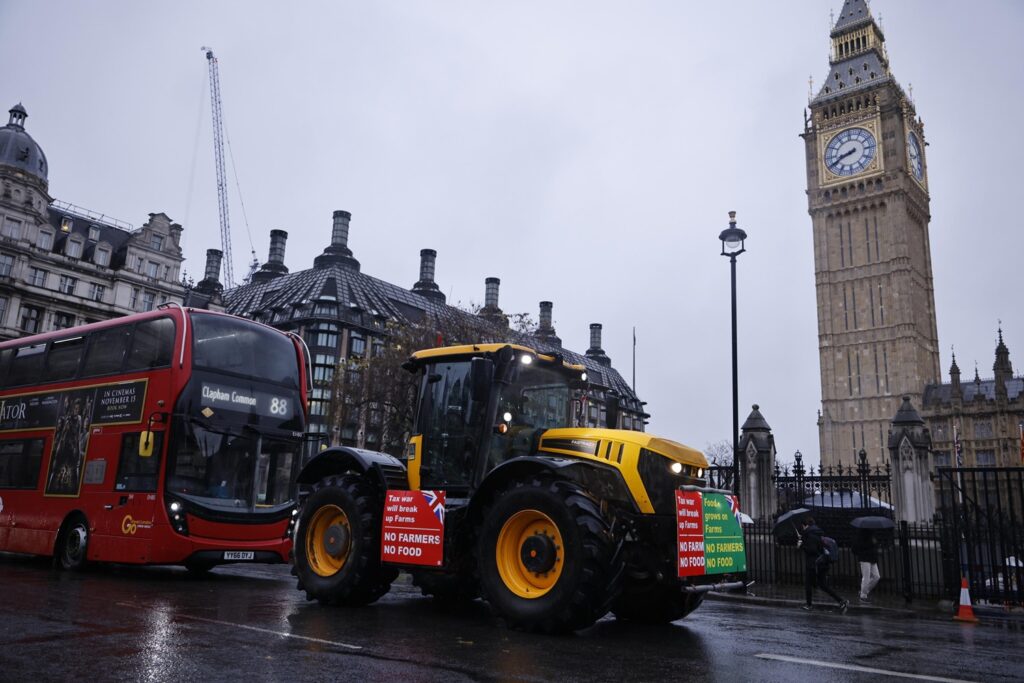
[0,103,48,183]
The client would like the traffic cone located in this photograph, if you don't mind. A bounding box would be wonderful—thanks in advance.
[953,577,979,623]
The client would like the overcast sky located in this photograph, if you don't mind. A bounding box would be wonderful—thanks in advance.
[2,1,1022,467]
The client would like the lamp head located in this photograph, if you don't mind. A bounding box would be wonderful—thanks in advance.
[719,210,747,256]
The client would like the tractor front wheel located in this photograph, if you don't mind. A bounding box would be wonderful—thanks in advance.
[478,478,619,633]
[293,474,397,606]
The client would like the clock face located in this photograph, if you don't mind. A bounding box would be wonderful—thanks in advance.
[824,127,877,177]
[907,131,924,180]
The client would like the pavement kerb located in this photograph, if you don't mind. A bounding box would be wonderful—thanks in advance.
[702,590,1023,624]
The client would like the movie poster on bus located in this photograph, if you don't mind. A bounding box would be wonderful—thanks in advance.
[44,388,95,497]
[91,381,146,424]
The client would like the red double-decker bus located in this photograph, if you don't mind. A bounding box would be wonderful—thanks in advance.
[0,305,311,572]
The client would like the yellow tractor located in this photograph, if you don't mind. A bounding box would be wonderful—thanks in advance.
[292,343,747,632]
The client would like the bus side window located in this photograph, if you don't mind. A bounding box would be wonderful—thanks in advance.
[115,432,163,492]
[124,318,175,372]
[45,336,86,383]
[81,327,131,377]
[0,438,45,489]
[6,344,47,387]
[0,348,12,386]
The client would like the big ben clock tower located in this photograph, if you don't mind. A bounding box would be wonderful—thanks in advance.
[803,0,940,467]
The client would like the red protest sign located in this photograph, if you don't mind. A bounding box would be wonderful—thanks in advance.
[381,490,445,566]
[676,490,706,577]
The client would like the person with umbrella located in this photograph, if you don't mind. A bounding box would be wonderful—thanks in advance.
[851,516,894,603]
[798,516,848,613]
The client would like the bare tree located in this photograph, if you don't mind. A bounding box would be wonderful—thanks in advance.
[703,439,734,467]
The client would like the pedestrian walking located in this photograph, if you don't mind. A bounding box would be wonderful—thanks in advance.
[798,517,848,613]
[852,529,881,603]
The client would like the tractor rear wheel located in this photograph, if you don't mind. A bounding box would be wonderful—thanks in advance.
[612,580,705,623]
[478,477,619,633]
[293,474,397,606]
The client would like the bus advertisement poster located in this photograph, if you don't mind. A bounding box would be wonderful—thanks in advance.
[381,490,445,566]
[676,490,747,577]
[0,380,146,432]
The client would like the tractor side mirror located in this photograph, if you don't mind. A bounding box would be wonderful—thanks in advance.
[605,395,620,429]
[470,358,493,402]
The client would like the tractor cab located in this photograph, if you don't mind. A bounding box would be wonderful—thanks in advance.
[403,344,590,494]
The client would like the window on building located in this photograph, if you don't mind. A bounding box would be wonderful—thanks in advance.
[28,267,47,287]
[313,353,336,383]
[150,234,164,250]
[37,230,53,251]
[973,421,994,439]
[65,237,83,258]
[94,246,110,266]
[314,302,338,317]
[88,226,100,241]
[60,216,73,232]
[0,295,8,326]
[349,332,366,357]
[58,275,77,295]
[89,283,106,302]
[2,217,23,240]
[0,253,13,277]
[19,305,43,333]
[310,323,339,349]
[52,311,75,331]
[933,451,950,468]
[130,288,140,309]
[142,290,156,311]
[976,450,996,466]
[145,261,159,278]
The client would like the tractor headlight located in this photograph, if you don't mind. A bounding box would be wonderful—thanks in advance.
[520,355,533,365]
[669,462,683,475]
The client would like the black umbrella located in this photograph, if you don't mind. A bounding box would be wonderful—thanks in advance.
[850,516,896,530]
[773,508,812,544]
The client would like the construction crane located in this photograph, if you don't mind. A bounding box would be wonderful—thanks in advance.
[202,46,235,287]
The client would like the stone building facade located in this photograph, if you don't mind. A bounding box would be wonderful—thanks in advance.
[222,211,647,450]
[804,1,941,467]
[0,104,189,340]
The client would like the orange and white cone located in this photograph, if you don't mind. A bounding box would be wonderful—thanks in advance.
[953,577,979,623]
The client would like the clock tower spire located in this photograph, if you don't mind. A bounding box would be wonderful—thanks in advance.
[803,1,940,468]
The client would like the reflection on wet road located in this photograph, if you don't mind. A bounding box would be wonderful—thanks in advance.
[1,555,1020,682]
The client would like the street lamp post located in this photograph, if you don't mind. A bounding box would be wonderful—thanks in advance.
[719,211,747,494]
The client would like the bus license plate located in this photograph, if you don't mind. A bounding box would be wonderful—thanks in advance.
[223,551,255,561]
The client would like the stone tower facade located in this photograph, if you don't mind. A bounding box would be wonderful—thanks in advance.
[803,1,940,467]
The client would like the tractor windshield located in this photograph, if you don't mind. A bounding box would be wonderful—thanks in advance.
[498,362,571,431]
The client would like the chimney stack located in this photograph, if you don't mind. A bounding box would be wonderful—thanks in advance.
[536,301,561,346]
[193,248,224,296]
[314,210,360,270]
[251,230,290,283]
[412,248,446,302]
[485,277,500,309]
[204,249,223,282]
[586,322,612,366]
[478,277,507,326]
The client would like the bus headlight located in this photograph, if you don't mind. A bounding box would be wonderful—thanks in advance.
[166,497,189,536]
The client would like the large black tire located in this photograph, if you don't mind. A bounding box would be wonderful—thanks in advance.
[56,514,89,571]
[478,477,620,633]
[293,474,397,606]
[612,580,705,623]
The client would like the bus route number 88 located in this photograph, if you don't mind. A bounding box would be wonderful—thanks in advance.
[270,397,288,416]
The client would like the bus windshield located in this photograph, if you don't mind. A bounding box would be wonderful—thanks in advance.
[191,313,299,388]
[498,363,571,431]
[165,418,297,512]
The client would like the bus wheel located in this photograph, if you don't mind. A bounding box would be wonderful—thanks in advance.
[293,474,397,606]
[478,478,619,633]
[57,515,89,571]
[612,581,704,623]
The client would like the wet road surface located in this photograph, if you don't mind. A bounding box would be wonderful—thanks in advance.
[1,553,1020,682]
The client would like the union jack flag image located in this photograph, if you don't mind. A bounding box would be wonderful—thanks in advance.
[423,490,445,525]
[727,495,743,527]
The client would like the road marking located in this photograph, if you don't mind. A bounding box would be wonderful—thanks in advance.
[115,602,363,651]
[754,654,976,683]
